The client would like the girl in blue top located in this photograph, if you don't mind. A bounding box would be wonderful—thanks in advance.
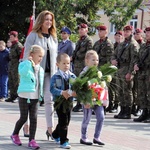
[11,45,45,149]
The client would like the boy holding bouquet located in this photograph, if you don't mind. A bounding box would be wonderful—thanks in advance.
[50,53,76,149]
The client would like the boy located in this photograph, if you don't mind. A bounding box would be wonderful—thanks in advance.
[0,40,9,101]
[50,53,76,149]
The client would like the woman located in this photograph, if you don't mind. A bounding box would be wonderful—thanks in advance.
[23,10,58,139]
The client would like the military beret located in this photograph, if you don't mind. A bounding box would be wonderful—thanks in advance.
[123,25,133,31]
[144,27,150,33]
[78,23,88,29]
[96,25,107,30]
[9,31,18,36]
[115,31,123,36]
[61,26,71,35]
[134,28,143,34]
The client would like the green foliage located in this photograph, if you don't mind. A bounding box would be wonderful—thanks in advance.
[0,0,33,42]
[70,64,118,106]
[36,0,102,42]
[101,0,143,30]
[53,96,73,113]
[0,0,144,43]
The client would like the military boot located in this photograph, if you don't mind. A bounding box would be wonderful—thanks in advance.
[134,106,141,116]
[106,101,113,112]
[131,104,136,115]
[133,108,148,122]
[118,106,131,119]
[110,104,118,113]
[72,102,83,112]
[143,109,150,123]
[114,106,125,118]
[5,97,13,102]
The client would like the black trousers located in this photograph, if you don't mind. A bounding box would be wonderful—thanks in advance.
[13,97,38,141]
[52,101,72,144]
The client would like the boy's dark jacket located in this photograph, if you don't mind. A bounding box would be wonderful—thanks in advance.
[0,49,9,75]
[50,69,76,101]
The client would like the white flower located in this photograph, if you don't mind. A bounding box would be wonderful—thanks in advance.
[106,75,112,82]
[88,81,91,86]
[109,65,118,70]
[98,71,103,79]
[100,81,106,88]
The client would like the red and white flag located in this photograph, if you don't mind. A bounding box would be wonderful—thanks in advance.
[20,15,35,60]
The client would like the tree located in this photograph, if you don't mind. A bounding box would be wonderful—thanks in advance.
[35,0,104,41]
[101,0,143,30]
[0,0,144,42]
[0,0,33,42]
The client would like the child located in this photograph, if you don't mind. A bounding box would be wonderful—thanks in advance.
[11,45,45,149]
[50,53,76,149]
[80,50,105,146]
[0,40,9,102]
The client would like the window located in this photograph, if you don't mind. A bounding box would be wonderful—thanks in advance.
[110,15,138,33]
[130,15,138,29]
[110,23,116,34]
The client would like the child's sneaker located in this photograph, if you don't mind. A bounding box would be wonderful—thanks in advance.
[10,134,22,146]
[60,142,71,149]
[28,139,40,149]
[53,137,60,144]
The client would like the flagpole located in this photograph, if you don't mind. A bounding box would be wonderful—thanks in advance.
[32,1,36,25]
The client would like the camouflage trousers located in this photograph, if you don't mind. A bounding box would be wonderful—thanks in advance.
[116,67,133,107]
[8,65,19,99]
[108,77,119,105]
[132,73,139,105]
[137,72,150,109]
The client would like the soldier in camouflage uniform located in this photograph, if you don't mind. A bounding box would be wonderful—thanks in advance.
[72,23,93,112]
[134,28,145,46]
[93,25,114,114]
[110,31,124,113]
[133,27,150,123]
[114,31,124,50]
[132,28,145,116]
[93,25,114,66]
[111,25,139,119]
[5,31,23,102]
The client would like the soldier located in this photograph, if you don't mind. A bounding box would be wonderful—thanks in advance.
[5,31,23,103]
[93,25,114,66]
[72,23,93,112]
[110,31,124,113]
[132,28,145,116]
[93,25,114,113]
[114,31,124,49]
[134,28,144,46]
[111,25,139,119]
[133,27,150,123]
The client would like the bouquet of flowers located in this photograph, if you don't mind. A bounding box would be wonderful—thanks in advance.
[70,63,118,107]
[52,63,117,114]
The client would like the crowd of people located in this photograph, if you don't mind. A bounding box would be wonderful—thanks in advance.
[0,9,150,149]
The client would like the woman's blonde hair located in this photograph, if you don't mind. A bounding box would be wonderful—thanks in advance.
[85,50,98,60]
[29,45,45,55]
[32,10,57,38]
